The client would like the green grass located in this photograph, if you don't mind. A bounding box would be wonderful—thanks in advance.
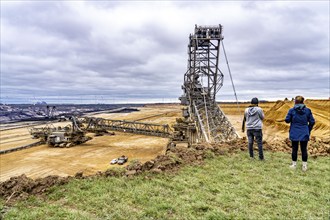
[1,151,330,219]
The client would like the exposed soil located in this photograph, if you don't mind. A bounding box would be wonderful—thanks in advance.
[0,175,70,204]
[0,106,181,182]
[262,100,330,138]
[1,136,329,205]
[221,99,330,139]
[0,100,329,205]
[0,139,255,203]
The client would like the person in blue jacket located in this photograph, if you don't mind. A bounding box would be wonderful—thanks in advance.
[284,96,315,171]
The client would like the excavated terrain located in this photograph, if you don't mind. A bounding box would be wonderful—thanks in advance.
[0,100,329,202]
[0,106,181,182]
[221,100,330,155]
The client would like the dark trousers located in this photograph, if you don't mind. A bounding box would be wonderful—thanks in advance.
[247,129,264,160]
[292,141,308,162]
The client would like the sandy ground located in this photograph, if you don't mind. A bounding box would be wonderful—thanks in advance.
[0,105,181,182]
[221,100,329,139]
[225,115,288,141]
[0,100,328,182]
[0,133,168,181]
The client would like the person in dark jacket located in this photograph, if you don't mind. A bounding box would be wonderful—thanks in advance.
[242,97,265,160]
[284,95,315,171]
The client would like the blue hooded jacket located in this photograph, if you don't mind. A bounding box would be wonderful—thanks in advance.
[285,104,315,141]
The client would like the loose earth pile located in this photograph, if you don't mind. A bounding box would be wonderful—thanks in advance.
[1,137,329,204]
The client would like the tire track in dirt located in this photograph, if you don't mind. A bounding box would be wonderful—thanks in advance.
[0,106,181,182]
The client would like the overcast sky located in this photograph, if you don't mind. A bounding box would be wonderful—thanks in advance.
[1,1,329,104]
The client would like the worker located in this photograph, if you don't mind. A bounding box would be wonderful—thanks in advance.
[284,95,315,171]
[242,97,265,160]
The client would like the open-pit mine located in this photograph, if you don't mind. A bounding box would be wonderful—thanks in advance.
[1,25,329,184]
[1,100,329,182]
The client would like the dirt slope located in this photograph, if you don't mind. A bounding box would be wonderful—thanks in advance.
[263,100,330,138]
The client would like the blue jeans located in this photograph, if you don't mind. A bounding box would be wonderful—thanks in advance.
[247,129,264,160]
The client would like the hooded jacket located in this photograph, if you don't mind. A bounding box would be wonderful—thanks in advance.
[244,106,264,130]
[285,104,315,141]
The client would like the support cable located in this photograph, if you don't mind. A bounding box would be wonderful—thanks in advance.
[221,40,242,121]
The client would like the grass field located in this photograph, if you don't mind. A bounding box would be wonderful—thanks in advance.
[1,151,329,220]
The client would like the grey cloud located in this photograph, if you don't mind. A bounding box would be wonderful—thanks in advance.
[1,1,328,104]
[3,2,91,40]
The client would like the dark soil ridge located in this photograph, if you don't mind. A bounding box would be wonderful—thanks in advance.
[1,138,329,205]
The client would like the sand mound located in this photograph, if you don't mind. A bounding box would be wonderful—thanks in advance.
[264,137,330,156]
[264,100,291,132]
[264,100,330,138]
[0,175,70,204]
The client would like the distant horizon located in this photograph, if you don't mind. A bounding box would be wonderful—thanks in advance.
[1,97,328,105]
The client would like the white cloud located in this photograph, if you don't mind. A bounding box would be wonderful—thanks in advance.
[0,1,329,103]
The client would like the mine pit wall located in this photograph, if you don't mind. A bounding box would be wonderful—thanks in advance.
[220,100,330,140]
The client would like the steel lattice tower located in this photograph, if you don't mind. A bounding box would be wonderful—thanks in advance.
[179,25,237,143]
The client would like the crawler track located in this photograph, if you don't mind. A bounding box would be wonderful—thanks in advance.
[0,141,43,155]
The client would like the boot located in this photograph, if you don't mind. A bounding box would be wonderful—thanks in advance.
[290,161,297,169]
[302,162,307,171]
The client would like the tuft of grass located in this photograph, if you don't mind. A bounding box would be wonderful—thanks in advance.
[203,149,216,159]
[1,151,329,219]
